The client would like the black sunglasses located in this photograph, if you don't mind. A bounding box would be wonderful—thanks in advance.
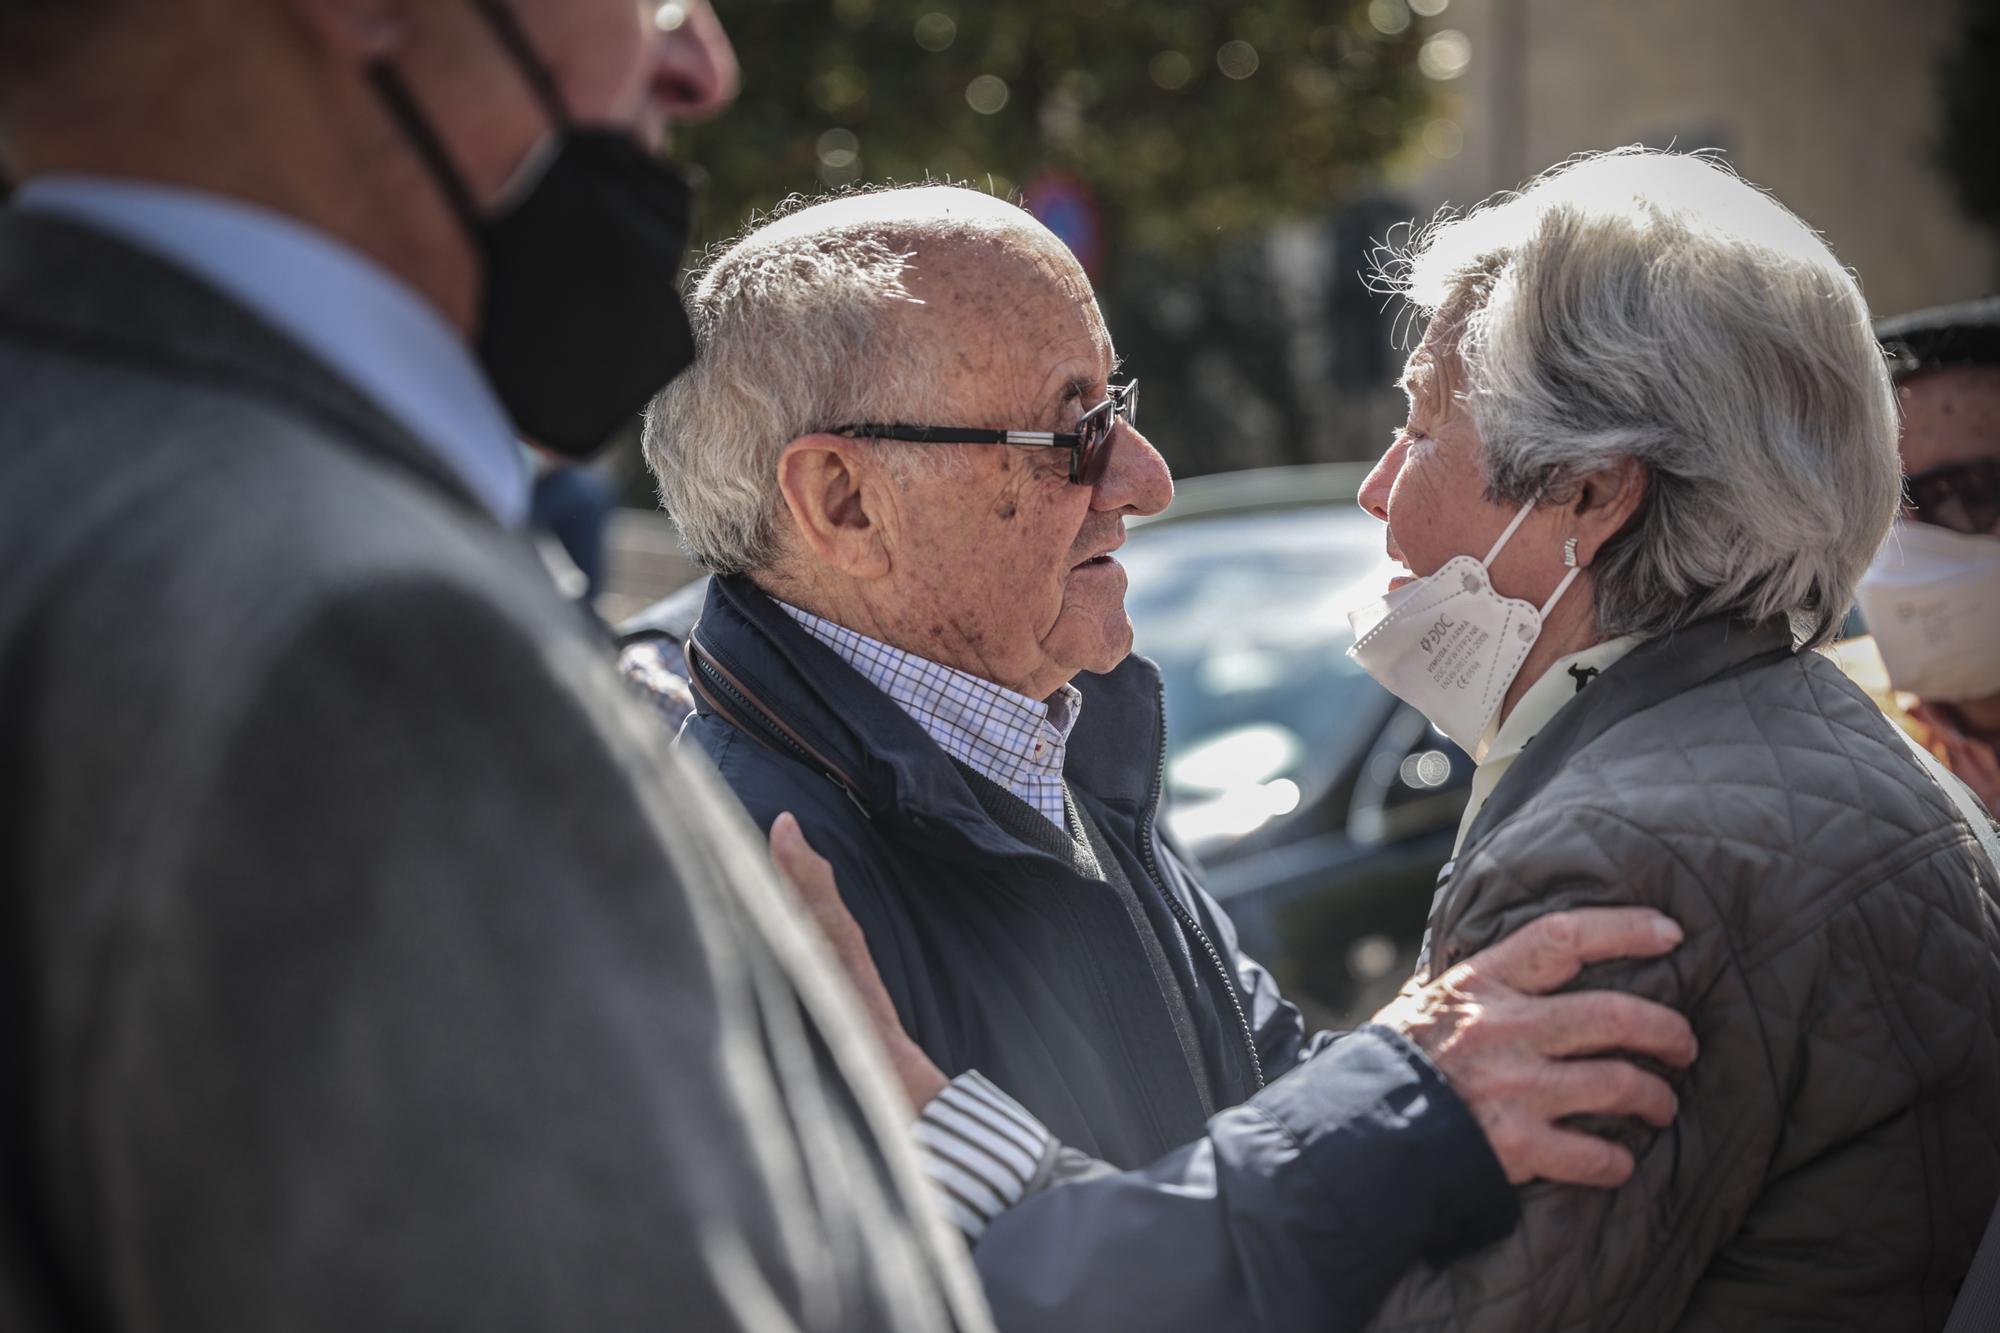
[1908,457,2000,536]
[829,380,1138,486]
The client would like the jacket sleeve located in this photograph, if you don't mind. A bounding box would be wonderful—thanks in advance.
[1363,802,1778,1333]
[83,577,970,1333]
[695,745,1514,1331]
[974,1024,1516,1333]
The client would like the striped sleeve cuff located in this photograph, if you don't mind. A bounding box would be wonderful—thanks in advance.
[914,1070,1054,1242]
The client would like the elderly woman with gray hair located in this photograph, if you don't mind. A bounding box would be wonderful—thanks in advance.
[1351,149,2000,1331]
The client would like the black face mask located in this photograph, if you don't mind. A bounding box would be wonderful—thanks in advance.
[369,0,696,459]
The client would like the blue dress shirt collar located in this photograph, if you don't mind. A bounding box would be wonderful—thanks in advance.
[14,174,528,526]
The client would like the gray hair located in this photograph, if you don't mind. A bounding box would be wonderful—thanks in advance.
[647,186,1018,575]
[1379,148,1900,647]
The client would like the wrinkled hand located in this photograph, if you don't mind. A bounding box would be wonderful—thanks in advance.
[1372,908,1697,1190]
[769,812,949,1114]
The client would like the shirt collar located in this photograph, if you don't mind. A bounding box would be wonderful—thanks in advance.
[1452,633,1646,854]
[13,175,528,526]
[776,602,1083,827]
[1479,634,1648,765]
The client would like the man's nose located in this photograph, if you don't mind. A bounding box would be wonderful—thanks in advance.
[1093,425,1174,518]
[651,0,740,124]
[1358,435,1404,522]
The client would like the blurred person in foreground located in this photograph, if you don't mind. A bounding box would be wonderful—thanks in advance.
[1349,148,2000,1331]
[1838,298,2000,816]
[0,1,991,1329]
[640,183,1703,1333]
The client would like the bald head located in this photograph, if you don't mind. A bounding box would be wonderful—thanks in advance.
[704,185,1097,414]
[744,183,1049,249]
[652,184,1109,574]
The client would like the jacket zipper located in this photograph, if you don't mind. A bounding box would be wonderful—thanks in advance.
[692,649,816,768]
[689,639,874,818]
[1137,686,1266,1093]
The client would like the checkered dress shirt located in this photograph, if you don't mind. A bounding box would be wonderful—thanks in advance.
[779,602,1083,829]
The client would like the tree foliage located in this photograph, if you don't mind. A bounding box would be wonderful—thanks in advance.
[680,0,1435,260]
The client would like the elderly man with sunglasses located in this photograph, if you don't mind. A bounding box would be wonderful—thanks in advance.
[636,185,1700,1333]
[1842,298,2000,817]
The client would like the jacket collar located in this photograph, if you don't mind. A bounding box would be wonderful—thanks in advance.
[689,573,1168,864]
[0,209,485,518]
[1459,615,1797,855]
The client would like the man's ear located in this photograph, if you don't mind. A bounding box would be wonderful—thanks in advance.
[776,435,893,580]
[1570,456,1648,566]
[284,0,408,63]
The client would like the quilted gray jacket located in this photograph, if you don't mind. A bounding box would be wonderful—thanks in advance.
[1369,616,2000,1332]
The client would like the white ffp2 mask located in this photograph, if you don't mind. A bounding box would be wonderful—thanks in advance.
[1853,519,2000,703]
[1347,502,1580,757]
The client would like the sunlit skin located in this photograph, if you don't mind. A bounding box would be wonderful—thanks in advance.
[1895,364,2000,791]
[1356,321,1644,730]
[761,210,1175,703]
[4,0,737,336]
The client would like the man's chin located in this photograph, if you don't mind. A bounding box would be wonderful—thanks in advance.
[1071,616,1137,678]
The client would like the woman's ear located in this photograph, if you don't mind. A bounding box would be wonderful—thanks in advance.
[1571,456,1648,566]
[775,435,893,581]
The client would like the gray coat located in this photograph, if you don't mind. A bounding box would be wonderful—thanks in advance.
[0,211,989,1333]
[1368,617,2000,1332]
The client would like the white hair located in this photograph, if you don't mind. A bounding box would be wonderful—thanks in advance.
[647,185,1038,575]
[1379,148,1900,646]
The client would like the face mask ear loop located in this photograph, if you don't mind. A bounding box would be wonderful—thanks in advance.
[465,0,575,128]
[1537,565,1582,619]
[1481,500,1540,568]
[367,65,485,240]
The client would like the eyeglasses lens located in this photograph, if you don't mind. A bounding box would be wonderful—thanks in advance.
[1075,382,1136,487]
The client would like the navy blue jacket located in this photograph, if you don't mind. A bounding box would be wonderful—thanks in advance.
[680,574,1516,1333]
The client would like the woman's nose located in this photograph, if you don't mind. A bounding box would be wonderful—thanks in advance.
[1358,435,1405,522]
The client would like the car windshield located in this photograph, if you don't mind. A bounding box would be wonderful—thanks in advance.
[1121,502,1399,852]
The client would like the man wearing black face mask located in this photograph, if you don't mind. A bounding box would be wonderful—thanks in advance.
[0,2,988,1330]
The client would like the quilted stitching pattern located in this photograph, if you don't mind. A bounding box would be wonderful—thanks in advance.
[1366,652,2000,1332]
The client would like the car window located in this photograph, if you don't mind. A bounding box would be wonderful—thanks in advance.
[1121,503,1399,855]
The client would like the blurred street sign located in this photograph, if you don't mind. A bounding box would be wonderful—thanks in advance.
[1025,172,1105,282]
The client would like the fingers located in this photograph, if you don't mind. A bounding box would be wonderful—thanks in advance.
[1489,1119,1639,1189]
[768,813,868,961]
[769,812,836,901]
[768,809,806,871]
[1534,991,1699,1066]
[1541,1058,1678,1128]
[766,821,944,1114]
[1476,1058,1668,1187]
[1475,908,1684,994]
